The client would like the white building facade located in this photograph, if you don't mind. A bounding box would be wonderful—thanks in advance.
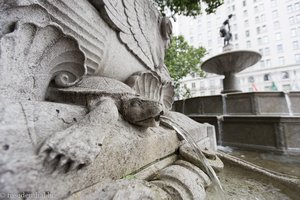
[174,0,300,98]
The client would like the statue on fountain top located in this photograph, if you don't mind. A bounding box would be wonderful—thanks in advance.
[220,14,233,48]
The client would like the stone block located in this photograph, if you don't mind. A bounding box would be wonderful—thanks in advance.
[290,92,300,115]
[173,95,223,115]
[221,116,300,154]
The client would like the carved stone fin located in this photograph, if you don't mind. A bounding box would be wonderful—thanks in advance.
[0,21,86,100]
[125,71,174,110]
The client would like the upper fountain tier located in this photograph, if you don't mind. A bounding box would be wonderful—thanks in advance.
[200,49,261,94]
[201,50,262,75]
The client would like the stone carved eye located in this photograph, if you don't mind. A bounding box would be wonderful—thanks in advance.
[130,99,142,107]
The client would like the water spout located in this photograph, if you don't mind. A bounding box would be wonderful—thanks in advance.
[161,116,225,200]
[283,92,294,116]
[221,94,227,114]
[217,116,224,146]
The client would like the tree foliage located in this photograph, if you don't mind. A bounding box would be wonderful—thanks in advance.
[165,35,206,84]
[154,0,224,17]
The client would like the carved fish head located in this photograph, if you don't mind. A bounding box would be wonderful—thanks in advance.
[121,97,164,128]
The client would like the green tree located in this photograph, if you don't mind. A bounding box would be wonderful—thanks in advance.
[165,35,206,98]
[155,0,224,17]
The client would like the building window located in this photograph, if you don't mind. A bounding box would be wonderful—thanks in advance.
[232,15,237,21]
[256,27,261,34]
[262,25,267,33]
[289,16,295,25]
[277,44,283,53]
[245,30,250,37]
[297,15,300,23]
[295,54,300,63]
[293,41,299,49]
[275,32,282,41]
[278,57,285,65]
[295,2,300,11]
[246,40,251,48]
[243,0,246,7]
[259,48,264,55]
[287,5,293,12]
[281,71,289,79]
[271,0,277,7]
[257,37,262,45]
[263,36,269,44]
[234,34,238,40]
[232,5,235,11]
[291,28,297,37]
[191,82,196,88]
[232,24,237,31]
[273,21,280,29]
[243,10,248,17]
[260,60,265,68]
[255,16,260,23]
[266,59,271,67]
[264,47,270,55]
[272,10,278,18]
[260,14,265,22]
[264,74,271,81]
[244,20,249,27]
[248,76,255,83]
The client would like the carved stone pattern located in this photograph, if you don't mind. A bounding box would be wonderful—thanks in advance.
[0,20,86,100]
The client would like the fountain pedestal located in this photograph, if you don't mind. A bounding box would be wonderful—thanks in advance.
[222,72,241,93]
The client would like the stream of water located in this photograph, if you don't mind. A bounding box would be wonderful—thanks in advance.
[283,92,294,116]
[160,116,225,200]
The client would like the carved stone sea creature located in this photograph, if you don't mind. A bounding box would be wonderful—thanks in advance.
[41,71,168,173]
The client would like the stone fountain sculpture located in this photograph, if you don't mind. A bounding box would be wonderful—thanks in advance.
[202,14,261,94]
[174,16,300,156]
[0,0,222,199]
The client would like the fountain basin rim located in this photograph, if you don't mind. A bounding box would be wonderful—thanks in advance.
[201,50,262,75]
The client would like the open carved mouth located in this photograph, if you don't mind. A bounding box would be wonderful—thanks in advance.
[135,113,162,127]
[154,114,160,121]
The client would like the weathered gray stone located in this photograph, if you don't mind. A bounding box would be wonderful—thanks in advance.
[0,99,181,199]
[65,179,172,200]
[0,0,221,199]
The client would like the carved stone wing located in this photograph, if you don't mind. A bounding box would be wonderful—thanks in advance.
[90,0,158,70]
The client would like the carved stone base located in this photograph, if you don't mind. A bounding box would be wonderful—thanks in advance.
[0,99,218,199]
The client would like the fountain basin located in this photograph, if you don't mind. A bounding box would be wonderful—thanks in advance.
[173,92,300,155]
[174,92,300,116]
[201,50,262,93]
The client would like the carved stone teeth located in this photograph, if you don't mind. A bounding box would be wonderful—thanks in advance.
[58,156,69,167]
[48,151,58,162]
